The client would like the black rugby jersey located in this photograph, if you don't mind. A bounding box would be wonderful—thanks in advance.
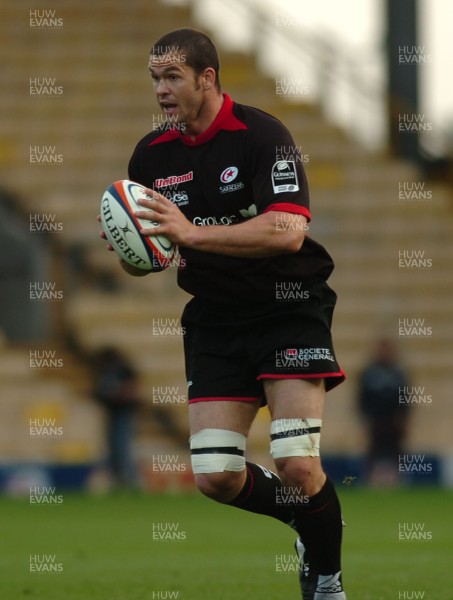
[128,94,334,305]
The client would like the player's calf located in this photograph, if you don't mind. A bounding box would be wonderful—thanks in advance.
[269,417,346,599]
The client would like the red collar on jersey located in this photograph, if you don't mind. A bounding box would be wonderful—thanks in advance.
[148,94,247,147]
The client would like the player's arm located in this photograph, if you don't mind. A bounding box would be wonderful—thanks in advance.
[135,190,306,258]
[187,209,306,257]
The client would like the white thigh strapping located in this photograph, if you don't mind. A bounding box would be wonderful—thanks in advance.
[190,428,246,473]
[270,418,322,458]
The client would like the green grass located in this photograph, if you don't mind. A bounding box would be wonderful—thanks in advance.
[2,487,452,599]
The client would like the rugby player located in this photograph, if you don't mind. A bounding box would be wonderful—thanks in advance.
[100,28,346,600]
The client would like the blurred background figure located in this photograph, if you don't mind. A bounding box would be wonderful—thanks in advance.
[357,337,411,486]
[92,347,140,489]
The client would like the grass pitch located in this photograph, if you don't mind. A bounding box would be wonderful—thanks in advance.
[2,486,451,599]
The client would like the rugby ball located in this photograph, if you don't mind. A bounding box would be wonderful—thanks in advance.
[100,179,175,272]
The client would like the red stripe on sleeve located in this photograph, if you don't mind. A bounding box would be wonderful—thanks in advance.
[263,203,311,222]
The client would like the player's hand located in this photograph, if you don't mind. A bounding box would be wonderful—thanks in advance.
[97,214,115,251]
[135,189,196,247]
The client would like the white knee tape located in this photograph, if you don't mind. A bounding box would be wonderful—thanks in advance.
[270,418,322,458]
[190,428,246,474]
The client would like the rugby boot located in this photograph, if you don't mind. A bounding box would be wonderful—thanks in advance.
[295,538,346,600]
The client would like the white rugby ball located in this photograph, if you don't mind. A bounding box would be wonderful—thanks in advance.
[100,179,175,272]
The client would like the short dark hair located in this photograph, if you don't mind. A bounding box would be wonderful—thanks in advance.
[150,28,221,90]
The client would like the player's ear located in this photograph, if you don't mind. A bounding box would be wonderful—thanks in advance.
[201,67,216,90]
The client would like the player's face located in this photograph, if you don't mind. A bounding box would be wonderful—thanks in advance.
[148,53,205,131]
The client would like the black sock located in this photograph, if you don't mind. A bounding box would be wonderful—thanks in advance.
[293,477,343,575]
[229,462,294,526]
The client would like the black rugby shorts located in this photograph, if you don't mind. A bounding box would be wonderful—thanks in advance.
[181,281,345,404]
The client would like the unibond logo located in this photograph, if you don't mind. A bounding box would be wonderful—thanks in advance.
[154,171,193,189]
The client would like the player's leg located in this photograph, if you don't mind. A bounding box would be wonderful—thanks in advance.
[183,295,298,525]
[265,378,345,600]
[189,399,257,502]
[189,399,295,526]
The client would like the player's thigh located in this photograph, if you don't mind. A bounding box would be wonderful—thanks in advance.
[264,377,325,420]
[189,400,261,436]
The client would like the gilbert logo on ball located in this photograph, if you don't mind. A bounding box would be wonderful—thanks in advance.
[100,180,175,272]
